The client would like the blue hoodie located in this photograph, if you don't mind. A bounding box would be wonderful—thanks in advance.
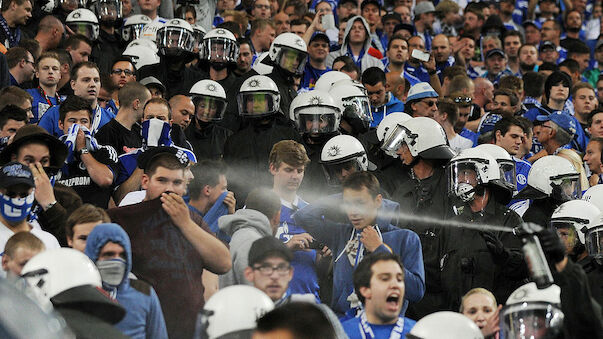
[370,93,405,128]
[85,223,168,339]
[294,195,425,316]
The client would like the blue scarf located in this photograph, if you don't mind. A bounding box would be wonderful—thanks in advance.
[347,44,366,70]
[0,14,20,47]
[199,191,230,242]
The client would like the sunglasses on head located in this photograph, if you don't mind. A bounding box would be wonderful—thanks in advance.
[453,96,472,104]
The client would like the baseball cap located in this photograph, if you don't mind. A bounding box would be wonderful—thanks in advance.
[486,48,506,59]
[360,0,380,11]
[309,31,330,45]
[338,0,357,7]
[406,82,438,102]
[536,112,577,137]
[539,41,556,52]
[381,12,402,25]
[140,76,166,94]
[522,20,542,30]
[248,236,293,266]
[0,162,35,189]
[393,23,415,35]
[0,125,67,169]
[414,1,435,16]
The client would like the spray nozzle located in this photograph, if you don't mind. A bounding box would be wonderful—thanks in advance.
[513,222,545,238]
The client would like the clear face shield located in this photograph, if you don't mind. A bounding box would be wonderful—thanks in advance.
[60,0,85,11]
[342,95,372,121]
[380,124,407,158]
[237,91,280,117]
[122,23,146,42]
[157,27,194,53]
[585,225,603,262]
[67,22,99,40]
[295,108,339,135]
[193,29,206,49]
[500,302,564,339]
[447,160,484,203]
[200,37,238,63]
[96,0,122,21]
[193,95,227,122]
[276,47,308,75]
[499,159,517,192]
[550,174,581,202]
[550,219,581,251]
[322,157,363,186]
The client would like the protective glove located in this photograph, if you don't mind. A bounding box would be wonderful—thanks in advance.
[481,231,509,265]
[536,228,566,264]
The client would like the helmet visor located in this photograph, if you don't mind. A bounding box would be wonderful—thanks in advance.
[585,225,603,260]
[551,174,581,201]
[447,160,482,202]
[200,37,238,63]
[157,27,194,52]
[342,96,372,122]
[122,24,146,42]
[296,109,339,134]
[380,124,406,158]
[500,302,564,339]
[60,0,85,11]
[322,158,362,186]
[67,23,98,40]
[193,30,205,49]
[193,95,227,122]
[277,47,308,75]
[499,160,517,191]
[237,92,279,117]
[97,0,122,21]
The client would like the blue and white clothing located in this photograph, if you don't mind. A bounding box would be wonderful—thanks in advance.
[26,88,63,124]
[301,64,331,91]
[341,314,416,339]
[404,62,431,83]
[435,55,456,82]
[514,156,531,192]
[370,93,404,128]
[38,104,115,137]
[460,128,478,147]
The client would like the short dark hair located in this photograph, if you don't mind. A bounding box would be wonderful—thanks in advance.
[5,47,30,69]
[361,67,386,87]
[256,302,337,339]
[442,66,466,82]
[438,98,458,125]
[18,38,40,60]
[354,252,404,304]
[493,88,519,107]
[245,187,281,220]
[0,104,27,129]
[1,0,30,13]
[588,109,603,127]
[65,203,110,240]
[567,41,590,56]
[516,116,533,135]
[63,34,92,51]
[0,86,32,110]
[49,48,72,69]
[70,61,99,82]
[342,171,380,198]
[538,62,558,73]
[188,160,227,200]
[59,95,93,122]
[143,97,171,119]
[111,56,136,72]
[118,81,150,108]
[503,30,524,44]
[216,21,242,38]
[558,58,580,74]
[522,71,545,98]
[387,34,407,51]
[236,37,251,49]
[144,153,187,176]
[493,116,523,138]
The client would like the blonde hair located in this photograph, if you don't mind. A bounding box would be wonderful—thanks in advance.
[459,288,497,313]
[557,149,589,192]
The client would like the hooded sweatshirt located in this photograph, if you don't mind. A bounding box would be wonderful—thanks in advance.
[326,16,384,73]
[85,223,168,339]
[218,209,274,288]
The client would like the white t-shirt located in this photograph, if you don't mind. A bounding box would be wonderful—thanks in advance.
[449,134,474,154]
[118,190,147,207]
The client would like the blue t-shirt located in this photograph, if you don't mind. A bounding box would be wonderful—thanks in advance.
[301,64,331,91]
[26,88,62,124]
[341,316,415,339]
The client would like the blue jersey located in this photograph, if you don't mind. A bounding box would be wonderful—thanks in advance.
[275,197,321,301]
[514,157,531,192]
[460,128,478,147]
[39,104,115,137]
[403,63,431,83]
[26,88,62,124]
[341,316,415,339]
[301,64,331,91]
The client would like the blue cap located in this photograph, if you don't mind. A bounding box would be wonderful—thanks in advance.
[309,31,330,44]
[522,20,542,30]
[485,48,506,59]
[536,112,577,137]
[478,113,502,134]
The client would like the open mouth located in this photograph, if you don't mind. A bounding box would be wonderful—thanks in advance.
[386,293,400,310]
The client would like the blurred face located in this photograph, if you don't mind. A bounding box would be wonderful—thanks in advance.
[550,83,569,101]
[13,0,32,25]
[170,96,194,129]
[361,260,405,324]
[364,82,387,107]
[486,55,506,74]
[540,47,558,63]
[337,2,358,21]
[524,25,541,45]
[463,12,481,33]
[503,36,521,58]
[98,242,126,261]
[495,125,523,155]
[387,38,408,64]
[455,105,471,131]
[595,47,603,64]
[255,26,276,51]
[343,187,382,230]
[237,43,253,73]
[0,119,25,138]
[142,166,187,200]
[418,12,435,29]
[383,18,399,37]
[566,11,582,31]
[556,226,578,254]
[432,36,451,63]
[217,0,236,11]
[349,20,367,44]
[519,45,538,66]
[492,94,513,116]
[362,4,380,27]
[462,293,497,335]
[139,0,160,13]
[308,39,329,62]
[110,61,136,88]
[184,11,195,25]
[270,162,304,193]
[36,57,61,87]
[573,88,597,116]
[411,98,439,118]
[245,256,293,301]
[459,37,475,60]
[570,53,590,73]
[536,121,554,144]
[590,113,603,138]
[252,0,271,19]
[14,143,50,167]
[68,221,102,252]
[291,24,306,37]
[68,41,92,64]
[59,110,91,134]
[2,246,40,276]
[143,102,170,121]
[583,141,603,173]
[20,52,35,82]
[273,12,290,35]
[71,66,100,102]
[394,5,410,23]
[407,36,425,60]
[541,21,559,41]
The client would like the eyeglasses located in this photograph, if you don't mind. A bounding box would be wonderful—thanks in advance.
[111,68,134,76]
[253,263,291,275]
[254,4,270,10]
[421,99,438,107]
[24,59,35,65]
[453,96,472,104]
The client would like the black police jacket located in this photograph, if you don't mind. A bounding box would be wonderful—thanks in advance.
[184,118,233,160]
[138,60,205,99]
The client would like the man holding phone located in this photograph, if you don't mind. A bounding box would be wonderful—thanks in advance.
[404,36,442,95]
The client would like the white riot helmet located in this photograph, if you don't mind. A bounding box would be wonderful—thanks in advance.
[140,21,164,43]
[269,32,308,75]
[329,83,372,134]
[156,19,195,57]
[387,116,455,162]
[57,0,86,12]
[517,155,581,201]
[190,80,228,122]
[447,147,501,203]
[41,0,56,13]
[377,113,412,158]
[237,75,281,117]
[407,311,483,339]
[121,14,151,42]
[192,24,207,49]
[93,0,122,23]
[585,212,603,261]
[550,200,600,246]
[21,248,102,301]
[289,90,341,135]
[582,184,603,211]
[199,285,274,339]
[127,38,158,53]
[501,282,564,339]
[314,71,351,92]
[320,135,369,186]
[122,45,160,69]
[474,144,517,193]
[199,28,239,64]
[252,52,273,75]
[66,9,100,41]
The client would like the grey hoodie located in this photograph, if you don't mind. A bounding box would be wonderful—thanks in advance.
[218,209,274,288]
[326,15,384,72]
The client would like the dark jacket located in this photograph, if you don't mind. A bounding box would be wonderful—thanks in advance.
[91,29,125,75]
[184,118,232,160]
[522,197,560,227]
[138,60,206,99]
